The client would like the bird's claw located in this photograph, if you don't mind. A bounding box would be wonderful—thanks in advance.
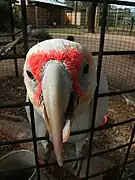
[72,160,83,176]
[44,141,53,163]
[72,140,89,176]
[72,161,78,170]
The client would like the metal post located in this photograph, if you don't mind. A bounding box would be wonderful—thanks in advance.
[29,102,41,180]
[74,1,77,26]
[115,7,119,28]
[21,0,29,55]
[8,0,19,76]
[85,0,108,179]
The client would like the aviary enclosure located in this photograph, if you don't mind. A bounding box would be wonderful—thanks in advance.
[0,0,135,179]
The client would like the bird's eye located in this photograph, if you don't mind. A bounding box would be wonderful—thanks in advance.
[83,64,89,74]
[26,70,35,80]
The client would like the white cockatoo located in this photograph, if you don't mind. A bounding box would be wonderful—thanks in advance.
[24,39,109,175]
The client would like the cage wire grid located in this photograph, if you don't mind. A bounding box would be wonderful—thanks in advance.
[0,0,135,179]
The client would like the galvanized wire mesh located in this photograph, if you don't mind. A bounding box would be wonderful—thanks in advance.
[0,0,135,180]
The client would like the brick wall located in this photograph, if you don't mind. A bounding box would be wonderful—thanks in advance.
[27,5,36,27]
[71,10,87,26]
[35,6,47,28]
[15,4,66,28]
[61,8,66,25]
[71,11,81,25]
[46,5,63,25]
[15,5,36,27]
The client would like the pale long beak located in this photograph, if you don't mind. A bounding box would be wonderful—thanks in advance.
[42,61,72,167]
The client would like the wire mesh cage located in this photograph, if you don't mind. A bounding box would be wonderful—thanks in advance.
[0,0,135,179]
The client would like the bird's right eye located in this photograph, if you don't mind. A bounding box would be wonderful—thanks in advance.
[26,70,35,80]
[83,64,89,74]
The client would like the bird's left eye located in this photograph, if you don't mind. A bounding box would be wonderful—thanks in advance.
[83,64,89,74]
[26,70,35,80]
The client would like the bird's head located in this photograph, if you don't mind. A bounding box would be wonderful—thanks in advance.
[24,39,97,167]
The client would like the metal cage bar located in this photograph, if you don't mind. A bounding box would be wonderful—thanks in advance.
[29,103,41,180]
[8,0,19,76]
[86,0,108,178]
[21,0,29,55]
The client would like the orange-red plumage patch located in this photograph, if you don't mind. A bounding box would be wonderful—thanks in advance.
[27,47,90,106]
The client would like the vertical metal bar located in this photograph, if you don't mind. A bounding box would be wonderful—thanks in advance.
[74,1,77,26]
[85,0,108,179]
[8,0,19,76]
[119,124,135,180]
[29,102,41,180]
[21,0,29,55]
